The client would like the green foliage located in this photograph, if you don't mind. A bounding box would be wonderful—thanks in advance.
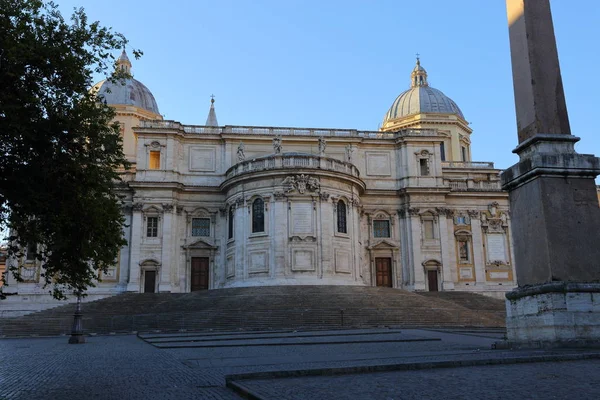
[0,0,136,298]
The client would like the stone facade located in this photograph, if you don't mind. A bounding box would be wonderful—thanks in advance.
[3,58,517,303]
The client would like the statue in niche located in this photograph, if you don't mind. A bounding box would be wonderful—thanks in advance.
[237,141,245,162]
[318,136,327,155]
[458,240,469,262]
[273,135,282,154]
[345,144,354,163]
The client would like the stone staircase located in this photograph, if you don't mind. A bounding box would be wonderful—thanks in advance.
[0,286,506,337]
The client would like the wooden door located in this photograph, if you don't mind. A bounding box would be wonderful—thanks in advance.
[191,257,209,291]
[144,270,156,293]
[375,258,392,287]
[427,270,439,292]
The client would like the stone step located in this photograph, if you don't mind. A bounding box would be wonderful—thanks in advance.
[0,286,506,337]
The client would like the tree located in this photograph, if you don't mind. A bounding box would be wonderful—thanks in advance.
[0,0,137,298]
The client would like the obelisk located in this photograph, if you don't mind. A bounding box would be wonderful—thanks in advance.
[502,0,600,346]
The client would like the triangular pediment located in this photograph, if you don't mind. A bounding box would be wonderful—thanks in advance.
[183,238,218,250]
[368,239,399,250]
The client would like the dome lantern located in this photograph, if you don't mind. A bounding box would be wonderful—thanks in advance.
[117,49,132,75]
[410,57,428,88]
[382,58,465,129]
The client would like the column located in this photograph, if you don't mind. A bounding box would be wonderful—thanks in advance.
[410,212,425,291]
[159,204,173,292]
[438,213,454,290]
[126,204,143,292]
[470,212,486,285]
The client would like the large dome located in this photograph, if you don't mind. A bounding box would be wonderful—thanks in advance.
[383,59,464,125]
[92,51,160,116]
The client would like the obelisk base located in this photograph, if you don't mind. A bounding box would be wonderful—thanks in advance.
[502,283,600,348]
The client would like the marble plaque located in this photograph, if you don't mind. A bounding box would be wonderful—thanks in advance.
[335,249,351,273]
[487,234,506,262]
[490,271,509,280]
[459,267,473,279]
[20,265,38,282]
[291,249,314,271]
[292,203,313,235]
[189,147,216,171]
[249,251,268,273]
[366,152,391,176]
[226,255,235,277]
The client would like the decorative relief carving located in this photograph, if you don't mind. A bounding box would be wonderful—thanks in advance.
[436,207,454,218]
[319,192,330,201]
[289,236,317,243]
[282,174,320,194]
[467,210,480,218]
[273,191,287,201]
[162,204,174,213]
[407,208,421,217]
[132,203,144,212]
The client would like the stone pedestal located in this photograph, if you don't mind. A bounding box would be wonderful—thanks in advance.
[501,135,600,345]
[505,283,600,346]
[502,134,600,286]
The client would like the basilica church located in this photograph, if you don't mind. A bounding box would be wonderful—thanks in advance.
[5,51,516,302]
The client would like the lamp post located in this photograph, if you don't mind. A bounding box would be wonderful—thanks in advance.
[68,292,85,344]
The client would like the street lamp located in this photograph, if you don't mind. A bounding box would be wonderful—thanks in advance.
[68,292,85,344]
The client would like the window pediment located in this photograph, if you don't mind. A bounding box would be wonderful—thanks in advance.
[368,239,399,250]
[184,238,218,250]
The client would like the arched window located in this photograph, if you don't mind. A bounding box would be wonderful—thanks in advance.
[337,200,347,233]
[228,207,234,239]
[252,198,264,233]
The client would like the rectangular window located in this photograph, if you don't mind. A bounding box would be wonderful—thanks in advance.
[26,242,37,261]
[192,218,210,237]
[373,220,390,238]
[423,220,435,239]
[228,208,234,239]
[149,151,160,170]
[461,146,467,162]
[419,158,429,176]
[147,217,158,237]
[440,142,446,161]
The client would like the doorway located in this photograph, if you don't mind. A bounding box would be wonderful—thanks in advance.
[191,257,209,291]
[375,258,393,287]
[144,270,156,293]
[427,269,439,292]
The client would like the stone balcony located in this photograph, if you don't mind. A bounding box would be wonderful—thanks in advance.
[225,153,361,180]
[138,120,439,139]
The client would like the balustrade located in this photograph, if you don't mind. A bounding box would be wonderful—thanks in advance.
[138,120,439,139]
[225,154,360,180]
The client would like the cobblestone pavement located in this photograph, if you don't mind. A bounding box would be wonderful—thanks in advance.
[0,335,241,400]
[1,328,596,400]
[233,359,600,400]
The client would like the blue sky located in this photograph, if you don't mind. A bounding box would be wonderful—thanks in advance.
[57,0,600,171]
